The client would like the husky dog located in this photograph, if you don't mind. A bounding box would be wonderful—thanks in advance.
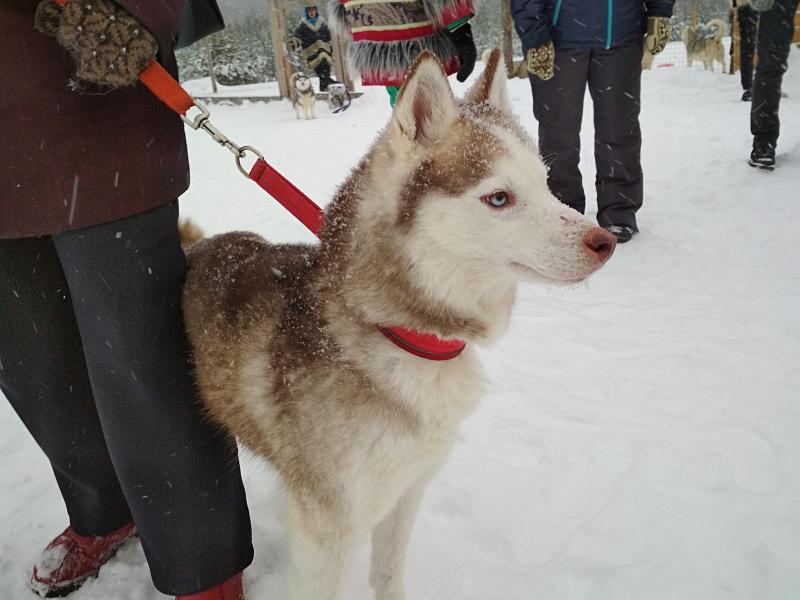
[682,18,727,71]
[291,72,316,119]
[183,50,616,600]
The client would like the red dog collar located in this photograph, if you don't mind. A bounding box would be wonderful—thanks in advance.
[379,326,466,361]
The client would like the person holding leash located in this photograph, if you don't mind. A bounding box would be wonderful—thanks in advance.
[0,1,253,598]
[747,0,799,170]
[511,0,675,243]
[328,0,478,106]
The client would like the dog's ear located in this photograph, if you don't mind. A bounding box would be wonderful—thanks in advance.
[465,48,512,114]
[391,51,458,146]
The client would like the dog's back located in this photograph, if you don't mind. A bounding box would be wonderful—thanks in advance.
[183,233,321,457]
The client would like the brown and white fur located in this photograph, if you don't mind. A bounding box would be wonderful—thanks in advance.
[482,47,529,79]
[682,18,727,71]
[183,49,616,600]
[291,72,316,119]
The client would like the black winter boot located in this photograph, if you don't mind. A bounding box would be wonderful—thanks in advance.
[748,142,776,171]
[604,225,636,244]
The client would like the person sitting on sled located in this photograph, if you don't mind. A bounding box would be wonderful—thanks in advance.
[294,4,338,91]
[327,0,478,106]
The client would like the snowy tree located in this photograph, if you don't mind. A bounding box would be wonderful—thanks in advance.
[177,17,275,85]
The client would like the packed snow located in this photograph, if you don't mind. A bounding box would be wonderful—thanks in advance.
[2,46,800,599]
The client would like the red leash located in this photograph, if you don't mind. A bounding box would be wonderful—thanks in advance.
[248,159,324,236]
[52,0,465,360]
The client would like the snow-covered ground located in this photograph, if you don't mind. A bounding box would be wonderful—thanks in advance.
[2,48,800,600]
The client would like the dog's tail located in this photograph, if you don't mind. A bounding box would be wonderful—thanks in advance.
[707,18,727,42]
[179,219,205,250]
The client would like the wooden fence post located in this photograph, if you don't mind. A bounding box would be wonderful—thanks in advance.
[268,0,291,98]
[502,0,514,77]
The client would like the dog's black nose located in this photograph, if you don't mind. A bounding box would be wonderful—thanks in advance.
[583,228,616,264]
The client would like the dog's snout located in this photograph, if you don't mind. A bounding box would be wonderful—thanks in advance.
[582,228,616,264]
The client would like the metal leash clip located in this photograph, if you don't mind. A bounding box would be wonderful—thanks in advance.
[181,102,264,177]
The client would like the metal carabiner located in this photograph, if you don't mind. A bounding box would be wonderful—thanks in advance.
[180,100,264,178]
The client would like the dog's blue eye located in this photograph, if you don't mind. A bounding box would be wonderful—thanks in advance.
[482,191,513,209]
[489,193,507,207]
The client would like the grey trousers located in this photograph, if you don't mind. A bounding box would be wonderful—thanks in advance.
[529,38,644,230]
[0,202,253,595]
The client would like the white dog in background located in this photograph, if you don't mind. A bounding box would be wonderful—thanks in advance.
[290,72,316,119]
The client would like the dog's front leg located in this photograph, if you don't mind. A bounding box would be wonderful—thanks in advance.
[286,502,354,600]
[369,478,429,600]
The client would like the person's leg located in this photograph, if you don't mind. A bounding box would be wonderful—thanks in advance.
[588,38,644,230]
[738,6,757,92]
[529,47,591,214]
[52,201,253,596]
[0,236,132,536]
[750,0,799,147]
[315,60,334,91]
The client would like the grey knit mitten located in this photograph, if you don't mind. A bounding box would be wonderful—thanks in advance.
[527,41,555,81]
[645,16,670,55]
[34,0,63,36]
[35,0,157,87]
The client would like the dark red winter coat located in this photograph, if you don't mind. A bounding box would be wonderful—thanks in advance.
[0,0,189,239]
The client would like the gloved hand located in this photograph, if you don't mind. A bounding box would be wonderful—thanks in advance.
[526,41,555,81]
[645,16,671,55]
[448,23,477,83]
[34,0,158,87]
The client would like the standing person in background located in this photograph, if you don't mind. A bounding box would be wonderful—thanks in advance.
[747,0,799,170]
[511,0,675,243]
[734,0,759,101]
[327,0,477,106]
[0,1,253,598]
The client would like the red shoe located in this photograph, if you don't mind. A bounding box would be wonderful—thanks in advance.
[31,523,136,597]
[176,572,244,600]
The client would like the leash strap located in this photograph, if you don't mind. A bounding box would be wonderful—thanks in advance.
[249,159,324,236]
[139,61,195,115]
